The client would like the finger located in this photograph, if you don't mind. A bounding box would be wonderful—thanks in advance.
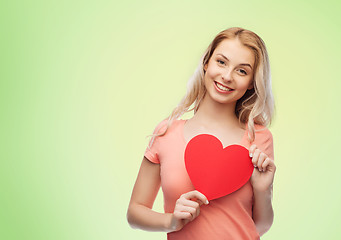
[180,199,200,209]
[182,190,209,205]
[189,204,201,221]
[262,158,276,172]
[173,211,192,220]
[179,206,197,221]
[260,157,270,171]
[192,206,200,221]
[251,149,261,166]
[175,196,200,215]
[257,153,267,172]
[196,206,200,218]
[176,205,200,221]
[178,198,201,220]
[249,144,257,157]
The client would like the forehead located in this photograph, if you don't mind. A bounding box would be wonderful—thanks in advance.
[213,38,255,66]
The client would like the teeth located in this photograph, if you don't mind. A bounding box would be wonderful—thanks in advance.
[216,82,231,91]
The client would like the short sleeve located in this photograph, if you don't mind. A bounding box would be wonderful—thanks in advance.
[252,125,274,160]
[144,119,168,164]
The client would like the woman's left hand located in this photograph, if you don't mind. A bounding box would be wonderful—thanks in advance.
[249,144,276,192]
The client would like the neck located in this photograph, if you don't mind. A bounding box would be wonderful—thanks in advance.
[192,94,241,128]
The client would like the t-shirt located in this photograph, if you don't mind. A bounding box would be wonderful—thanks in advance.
[144,119,274,240]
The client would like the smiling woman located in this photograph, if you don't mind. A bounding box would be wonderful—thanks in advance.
[203,38,255,106]
[127,27,275,240]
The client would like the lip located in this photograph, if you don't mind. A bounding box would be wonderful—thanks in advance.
[214,81,234,94]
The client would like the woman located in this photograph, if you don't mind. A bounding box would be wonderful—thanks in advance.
[127,27,276,239]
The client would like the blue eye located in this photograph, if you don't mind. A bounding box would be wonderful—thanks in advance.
[239,69,247,75]
[217,59,225,65]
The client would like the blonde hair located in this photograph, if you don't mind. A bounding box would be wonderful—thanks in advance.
[150,27,274,146]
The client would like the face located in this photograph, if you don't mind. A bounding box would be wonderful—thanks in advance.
[203,38,255,105]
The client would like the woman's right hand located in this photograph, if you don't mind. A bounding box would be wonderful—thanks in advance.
[167,190,209,232]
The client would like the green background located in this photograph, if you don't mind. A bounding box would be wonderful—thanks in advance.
[1,0,340,239]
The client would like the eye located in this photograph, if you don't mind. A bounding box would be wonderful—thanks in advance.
[238,69,247,75]
[217,59,225,65]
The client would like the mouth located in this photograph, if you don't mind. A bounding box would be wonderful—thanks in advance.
[214,81,234,92]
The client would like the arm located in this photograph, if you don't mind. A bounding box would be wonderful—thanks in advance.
[249,144,276,236]
[126,157,209,232]
[252,184,274,235]
[127,157,170,231]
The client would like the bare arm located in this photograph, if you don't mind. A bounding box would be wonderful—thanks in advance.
[249,144,276,236]
[127,157,171,232]
[127,157,209,232]
[252,186,274,235]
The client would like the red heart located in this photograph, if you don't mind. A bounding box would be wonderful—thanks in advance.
[184,134,253,200]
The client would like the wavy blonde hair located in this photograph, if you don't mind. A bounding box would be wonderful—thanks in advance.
[150,27,274,146]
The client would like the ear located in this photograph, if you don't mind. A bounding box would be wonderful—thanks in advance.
[204,63,208,72]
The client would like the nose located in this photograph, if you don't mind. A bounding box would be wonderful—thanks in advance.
[221,68,233,82]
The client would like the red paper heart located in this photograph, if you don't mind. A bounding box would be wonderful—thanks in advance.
[184,134,253,201]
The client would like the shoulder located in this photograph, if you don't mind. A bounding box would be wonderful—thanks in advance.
[145,119,184,163]
[254,124,273,142]
[152,118,168,135]
[152,118,185,135]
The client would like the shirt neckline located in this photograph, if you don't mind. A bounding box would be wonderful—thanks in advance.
[180,119,248,148]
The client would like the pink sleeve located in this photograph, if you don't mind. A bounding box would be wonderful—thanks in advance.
[144,119,168,164]
[253,125,274,160]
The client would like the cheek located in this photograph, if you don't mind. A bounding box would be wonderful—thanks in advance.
[203,74,211,88]
[235,76,253,89]
[240,82,251,89]
[206,65,221,79]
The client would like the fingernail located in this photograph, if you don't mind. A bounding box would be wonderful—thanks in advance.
[253,165,257,168]
[249,153,253,158]
[206,200,209,204]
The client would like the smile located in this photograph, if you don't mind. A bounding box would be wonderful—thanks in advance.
[214,81,234,93]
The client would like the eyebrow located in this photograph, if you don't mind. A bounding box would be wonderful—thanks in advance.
[217,53,253,70]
